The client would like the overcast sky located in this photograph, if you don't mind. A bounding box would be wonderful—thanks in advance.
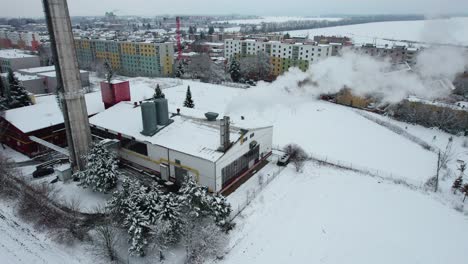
[2,0,468,18]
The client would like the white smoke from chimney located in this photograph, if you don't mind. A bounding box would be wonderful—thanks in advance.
[226,46,467,114]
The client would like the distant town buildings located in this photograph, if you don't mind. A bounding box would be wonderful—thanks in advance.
[74,39,174,77]
[0,30,42,51]
[352,44,419,65]
[224,38,333,76]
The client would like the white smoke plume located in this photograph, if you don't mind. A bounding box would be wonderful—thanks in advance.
[226,46,467,114]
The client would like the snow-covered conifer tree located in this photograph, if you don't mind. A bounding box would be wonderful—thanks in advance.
[175,62,185,78]
[183,85,195,108]
[6,69,31,108]
[76,142,119,193]
[153,83,165,99]
[228,58,241,82]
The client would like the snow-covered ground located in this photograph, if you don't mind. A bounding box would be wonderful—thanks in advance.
[285,17,468,46]
[222,162,468,264]
[2,73,467,263]
[0,201,94,264]
[216,16,342,25]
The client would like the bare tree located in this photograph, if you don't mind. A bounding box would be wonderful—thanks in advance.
[183,218,228,264]
[283,144,309,172]
[239,51,272,81]
[93,224,120,263]
[187,54,212,80]
[434,137,454,192]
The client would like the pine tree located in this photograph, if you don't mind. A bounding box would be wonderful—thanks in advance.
[175,62,185,78]
[452,177,463,194]
[0,76,5,97]
[208,26,215,35]
[156,192,183,244]
[7,69,31,109]
[125,200,150,256]
[209,192,233,230]
[153,83,165,99]
[183,85,195,108]
[103,60,113,83]
[143,183,163,224]
[228,59,241,82]
[75,142,119,193]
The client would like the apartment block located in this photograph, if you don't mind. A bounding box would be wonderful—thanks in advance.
[74,39,174,77]
[352,44,419,65]
[0,30,41,51]
[224,39,332,76]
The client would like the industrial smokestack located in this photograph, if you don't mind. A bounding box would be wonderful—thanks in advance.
[43,0,92,171]
[219,116,230,152]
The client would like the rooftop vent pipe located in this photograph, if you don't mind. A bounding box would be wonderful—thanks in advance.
[219,116,230,152]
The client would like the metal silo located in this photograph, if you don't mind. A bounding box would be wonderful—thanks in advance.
[154,98,170,126]
[140,101,158,136]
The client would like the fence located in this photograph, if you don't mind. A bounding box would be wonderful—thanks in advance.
[221,81,250,89]
[229,159,285,220]
[355,110,438,152]
[272,145,420,190]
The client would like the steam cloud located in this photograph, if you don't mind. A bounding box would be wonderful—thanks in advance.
[226,46,468,114]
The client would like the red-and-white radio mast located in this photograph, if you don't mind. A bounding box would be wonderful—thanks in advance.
[176,16,182,60]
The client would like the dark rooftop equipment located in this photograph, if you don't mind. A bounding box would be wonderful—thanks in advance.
[205,112,219,121]
[140,101,158,136]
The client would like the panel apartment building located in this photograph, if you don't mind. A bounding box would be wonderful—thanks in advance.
[224,39,333,76]
[74,39,174,77]
[0,30,42,51]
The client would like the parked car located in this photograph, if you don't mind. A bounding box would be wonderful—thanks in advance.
[277,153,290,166]
[32,167,55,178]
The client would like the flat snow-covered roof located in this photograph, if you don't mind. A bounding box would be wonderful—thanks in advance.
[2,92,104,133]
[89,102,240,162]
[38,70,88,78]
[0,49,38,59]
[18,66,56,74]
[1,72,43,81]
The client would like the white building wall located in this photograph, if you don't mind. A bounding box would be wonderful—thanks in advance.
[215,126,273,191]
[168,150,216,191]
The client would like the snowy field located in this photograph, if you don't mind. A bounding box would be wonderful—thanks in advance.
[221,163,468,264]
[285,17,468,46]
[216,16,342,25]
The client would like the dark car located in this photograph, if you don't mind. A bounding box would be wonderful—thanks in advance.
[32,167,55,178]
[277,154,290,166]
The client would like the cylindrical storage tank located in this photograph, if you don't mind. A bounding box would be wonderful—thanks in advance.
[154,98,169,126]
[140,101,158,136]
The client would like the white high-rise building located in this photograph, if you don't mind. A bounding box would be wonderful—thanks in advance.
[224,39,332,76]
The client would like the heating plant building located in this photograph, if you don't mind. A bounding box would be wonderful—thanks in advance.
[89,86,273,193]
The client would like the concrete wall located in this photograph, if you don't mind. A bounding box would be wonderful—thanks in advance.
[10,56,41,71]
[21,77,47,94]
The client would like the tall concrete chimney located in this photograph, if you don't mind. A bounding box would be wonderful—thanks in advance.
[43,0,91,171]
[219,116,230,152]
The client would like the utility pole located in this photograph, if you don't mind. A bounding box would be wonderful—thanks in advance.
[435,151,441,192]
[42,0,92,171]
